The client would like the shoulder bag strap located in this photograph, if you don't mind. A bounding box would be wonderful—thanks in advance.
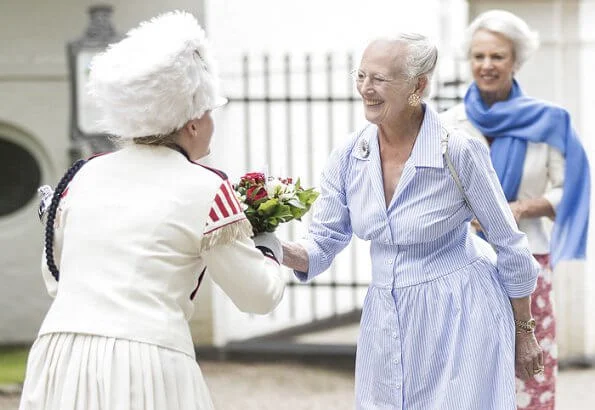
[441,129,488,237]
[441,131,472,211]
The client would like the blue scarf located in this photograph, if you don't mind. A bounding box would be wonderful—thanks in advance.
[464,80,590,267]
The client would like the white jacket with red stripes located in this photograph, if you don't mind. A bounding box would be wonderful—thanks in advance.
[38,144,285,358]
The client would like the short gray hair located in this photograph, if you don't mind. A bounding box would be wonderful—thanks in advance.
[462,10,539,70]
[394,33,438,97]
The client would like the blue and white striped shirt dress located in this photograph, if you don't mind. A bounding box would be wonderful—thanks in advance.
[296,106,540,410]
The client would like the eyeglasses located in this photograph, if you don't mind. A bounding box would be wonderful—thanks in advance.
[350,69,397,87]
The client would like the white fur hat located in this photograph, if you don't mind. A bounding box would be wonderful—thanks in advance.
[87,11,227,139]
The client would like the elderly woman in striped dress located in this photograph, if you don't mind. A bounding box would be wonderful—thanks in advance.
[441,10,590,410]
[282,33,543,409]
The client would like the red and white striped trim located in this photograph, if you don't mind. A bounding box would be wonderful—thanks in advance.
[204,180,247,234]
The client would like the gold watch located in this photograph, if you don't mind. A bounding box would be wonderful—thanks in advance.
[514,318,536,333]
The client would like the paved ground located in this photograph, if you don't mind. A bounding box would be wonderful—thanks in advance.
[2,360,594,409]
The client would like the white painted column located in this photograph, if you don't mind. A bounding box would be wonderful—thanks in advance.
[576,0,595,362]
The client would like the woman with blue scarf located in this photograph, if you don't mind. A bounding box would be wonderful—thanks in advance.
[441,10,590,410]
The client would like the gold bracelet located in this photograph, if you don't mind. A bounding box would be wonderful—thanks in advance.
[514,318,536,332]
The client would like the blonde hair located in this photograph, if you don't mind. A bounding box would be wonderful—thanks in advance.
[132,133,178,147]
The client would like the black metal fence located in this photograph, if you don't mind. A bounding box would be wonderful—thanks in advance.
[223,52,467,328]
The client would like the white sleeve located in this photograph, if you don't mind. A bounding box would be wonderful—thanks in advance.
[543,145,565,212]
[199,179,286,314]
[203,235,286,314]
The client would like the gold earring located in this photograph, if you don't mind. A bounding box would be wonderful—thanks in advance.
[408,93,421,107]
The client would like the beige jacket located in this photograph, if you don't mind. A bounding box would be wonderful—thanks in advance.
[440,103,565,254]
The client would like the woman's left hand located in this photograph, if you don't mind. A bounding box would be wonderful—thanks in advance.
[515,331,544,380]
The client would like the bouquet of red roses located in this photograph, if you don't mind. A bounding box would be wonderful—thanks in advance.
[234,172,320,234]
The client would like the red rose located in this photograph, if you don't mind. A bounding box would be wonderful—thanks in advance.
[246,186,268,202]
[243,172,265,183]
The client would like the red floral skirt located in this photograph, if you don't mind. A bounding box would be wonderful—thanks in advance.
[516,254,556,410]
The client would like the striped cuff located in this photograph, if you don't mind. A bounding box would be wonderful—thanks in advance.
[502,278,538,299]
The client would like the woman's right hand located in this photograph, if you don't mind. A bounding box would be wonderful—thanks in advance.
[515,331,544,380]
[280,241,309,273]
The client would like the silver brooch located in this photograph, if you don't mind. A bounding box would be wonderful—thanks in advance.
[358,138,370,158]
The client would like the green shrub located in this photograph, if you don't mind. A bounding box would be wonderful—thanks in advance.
[0,346,29,384]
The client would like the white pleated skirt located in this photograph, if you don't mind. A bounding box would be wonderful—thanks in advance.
[19,333,215,410]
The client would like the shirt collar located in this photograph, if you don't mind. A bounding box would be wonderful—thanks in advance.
[351,105,446,168]
[409,104,445,168]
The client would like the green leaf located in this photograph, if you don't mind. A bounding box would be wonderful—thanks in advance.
[287,199,306,209]
[257,199,280,215]
[296,189,319,205]
[291,207,307,219]
[274,204,294,219]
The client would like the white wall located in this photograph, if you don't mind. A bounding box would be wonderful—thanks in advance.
[207,0,446,55]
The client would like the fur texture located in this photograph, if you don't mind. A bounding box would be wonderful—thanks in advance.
[87,11,226,139]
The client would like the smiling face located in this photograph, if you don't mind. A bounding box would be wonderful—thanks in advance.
[469,29,516,102]
[356,40,413,125]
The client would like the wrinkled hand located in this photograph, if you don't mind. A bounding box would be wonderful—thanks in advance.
[515,331,544,380]
[509,201,525,224]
